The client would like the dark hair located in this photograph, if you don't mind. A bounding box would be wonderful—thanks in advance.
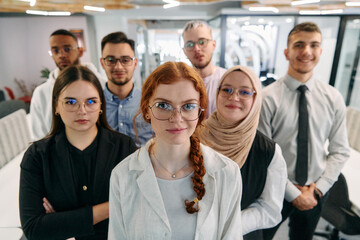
[141,62,208,214]
[50,29,78,43]
[47,65,112,138]
[101,31,135,52]
[287,22,321,46]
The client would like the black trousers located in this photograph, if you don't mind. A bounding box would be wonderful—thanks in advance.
[243,230,263,240]
[263,194,328,240]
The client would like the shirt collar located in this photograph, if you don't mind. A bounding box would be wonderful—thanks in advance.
[283,74,315,92]
[104,83,135,102]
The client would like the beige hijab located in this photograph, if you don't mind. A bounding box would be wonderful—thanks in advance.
[196,65,262,168]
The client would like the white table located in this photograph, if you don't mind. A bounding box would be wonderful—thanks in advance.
[342,147,360,215]
[0,150,24,239]
[0,228,23,240]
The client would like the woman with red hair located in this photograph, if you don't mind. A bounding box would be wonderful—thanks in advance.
[108,62,242,239]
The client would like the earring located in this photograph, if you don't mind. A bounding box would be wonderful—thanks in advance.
[55,112,59,116]
[99,110,103,115]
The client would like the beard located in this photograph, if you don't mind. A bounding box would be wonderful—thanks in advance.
[193,54,212,70]
[57,58,80,71]
[109,76,132,86]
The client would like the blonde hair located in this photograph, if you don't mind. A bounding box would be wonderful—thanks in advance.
[182,20,212,37]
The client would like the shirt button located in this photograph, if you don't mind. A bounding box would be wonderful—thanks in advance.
[119,105,122,108]
[83,185,87,191]
[119,122,123,127]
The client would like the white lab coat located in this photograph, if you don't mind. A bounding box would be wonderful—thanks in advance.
[108,141,243,240]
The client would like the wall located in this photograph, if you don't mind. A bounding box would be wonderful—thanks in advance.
[0,16,91,98]
[0,2,240,98]
[0,11,342,99]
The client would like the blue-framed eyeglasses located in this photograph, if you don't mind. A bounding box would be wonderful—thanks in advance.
[60,98,101,112]
[218,85,256,99]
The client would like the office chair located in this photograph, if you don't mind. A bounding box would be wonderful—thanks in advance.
[0,90,5,102]
[4,86,31,104]
[314,173,360,239]
[0,100,27,119]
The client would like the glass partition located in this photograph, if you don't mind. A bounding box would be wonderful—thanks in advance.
[222,16,294,84]
[135,16,340,88]
[208,16,222,68]
[334,17,360,109]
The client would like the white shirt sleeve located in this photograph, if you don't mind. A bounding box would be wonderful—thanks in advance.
[315,94,350,195]
[30,87,48,141]
[108,171,127,240]
[241,144,287,234]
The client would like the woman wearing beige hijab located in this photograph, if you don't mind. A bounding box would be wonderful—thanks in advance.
[197,65,287,239]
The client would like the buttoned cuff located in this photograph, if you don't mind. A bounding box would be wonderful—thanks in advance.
[284,180,301,202]
[315,177,332,196]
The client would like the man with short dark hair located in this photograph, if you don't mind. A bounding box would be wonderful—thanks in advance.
[259,22,350,239]
[100,31,152,146]
[30,29,105,140]
[182,20,226,117]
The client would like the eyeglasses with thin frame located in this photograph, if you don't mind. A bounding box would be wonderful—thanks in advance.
[60,98,101,112]
[184,38,212,51]
[218,85,256,99]
[148,102,204,121]
[102,56,135,67]
[48,46,78,56]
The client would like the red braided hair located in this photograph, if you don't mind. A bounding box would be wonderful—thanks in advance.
[185,135,206,213]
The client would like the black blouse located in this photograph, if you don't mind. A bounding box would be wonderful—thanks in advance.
[67,131,99,206]
[19,127,137,240]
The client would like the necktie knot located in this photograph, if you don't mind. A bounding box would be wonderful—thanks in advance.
[297,85,308,93]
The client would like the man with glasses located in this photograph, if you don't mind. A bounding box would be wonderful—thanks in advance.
[30,29,105,140]
[100,32,152,146]
[182,20,226,117]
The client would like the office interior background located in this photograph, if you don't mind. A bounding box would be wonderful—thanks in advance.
[1,0,360,110]
[1,0,360,239]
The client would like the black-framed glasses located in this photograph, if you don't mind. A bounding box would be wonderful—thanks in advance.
[48,46,78,56]
[148,102,204,121]
[60,98,101,112]
[218,85,256,99]
[103,56,135,67]
[184,38,212,51]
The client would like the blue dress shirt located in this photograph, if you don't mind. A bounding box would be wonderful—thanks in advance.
[104,84,153,146]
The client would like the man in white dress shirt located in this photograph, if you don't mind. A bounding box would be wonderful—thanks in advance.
[30,29,104,140]
[258,22,350,240]
[182,21,226,117]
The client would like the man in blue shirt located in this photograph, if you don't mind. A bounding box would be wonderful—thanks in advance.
[100,32,152,146]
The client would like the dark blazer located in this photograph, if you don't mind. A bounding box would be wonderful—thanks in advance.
[19,127,137,240]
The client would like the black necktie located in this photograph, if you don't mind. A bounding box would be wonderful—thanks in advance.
[296,85,308,186]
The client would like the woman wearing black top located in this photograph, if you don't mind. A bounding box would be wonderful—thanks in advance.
[19,65,137,240]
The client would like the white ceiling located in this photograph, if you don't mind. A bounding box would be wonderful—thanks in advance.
[1,0,360,16]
